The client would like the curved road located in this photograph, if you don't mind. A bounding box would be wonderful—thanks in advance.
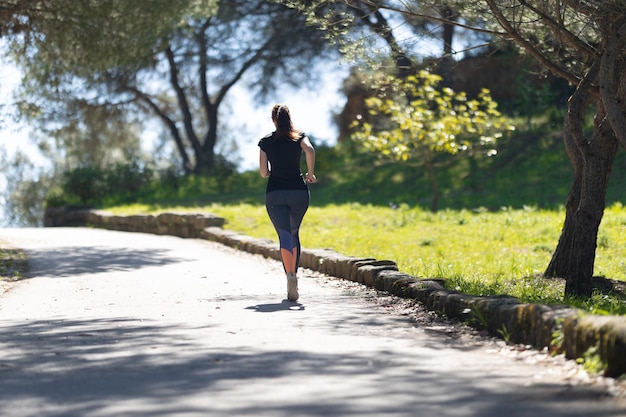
[0,227,624,417]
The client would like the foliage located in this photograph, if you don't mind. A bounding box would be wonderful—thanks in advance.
[576,344,607,375]
[354,70,511,160]
[7,0,337,175]
[550,318,565,355]
[0,149,51,226]
[2,0,217,71]
[28,103,145,172]
[282,0,486,63]
[99,120,626,210]
[46,161,155,208]
[351,69,514,210]
[59,166,105,206]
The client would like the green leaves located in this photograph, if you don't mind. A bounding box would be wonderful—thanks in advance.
[353,70,514,163]
[9,0,220,72]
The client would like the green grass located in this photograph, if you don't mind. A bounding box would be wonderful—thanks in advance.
[117,203,563,280]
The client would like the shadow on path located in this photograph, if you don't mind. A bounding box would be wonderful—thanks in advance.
[245,301,306,312]
[22,246,192,278]
[0,316,622,416]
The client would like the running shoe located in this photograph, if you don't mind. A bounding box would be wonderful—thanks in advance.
[287,273,299,301]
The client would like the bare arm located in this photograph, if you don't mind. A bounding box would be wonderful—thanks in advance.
[259,149,270,178]
[301,136,317,183]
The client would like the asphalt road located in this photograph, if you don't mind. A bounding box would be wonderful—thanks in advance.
[0,227,624,417]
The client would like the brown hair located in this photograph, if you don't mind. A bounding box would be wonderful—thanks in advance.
[272,104,301,141]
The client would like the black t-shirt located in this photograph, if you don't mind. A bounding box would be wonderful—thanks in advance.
[258,132,308,193]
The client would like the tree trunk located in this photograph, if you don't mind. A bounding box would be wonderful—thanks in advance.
[195,107,218,174]
[437,6,457,88]
[195,145,215,174]
[545,105,618,297]
[423,155,439,212]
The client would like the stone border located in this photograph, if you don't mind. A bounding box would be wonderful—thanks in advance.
[44,206,226,238]
[44,207,626,377]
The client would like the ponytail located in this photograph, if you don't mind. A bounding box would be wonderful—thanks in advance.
[272,104,301,141]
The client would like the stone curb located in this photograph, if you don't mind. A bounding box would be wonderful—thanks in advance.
[43,206,226,237]
[43,207,626,377]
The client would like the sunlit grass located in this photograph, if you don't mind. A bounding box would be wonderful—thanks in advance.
[110,202,626,314]
[213,203,563,283]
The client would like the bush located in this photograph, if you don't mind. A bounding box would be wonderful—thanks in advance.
[62,166,107,205]
[48,161,155,207]
[102,161,154,204]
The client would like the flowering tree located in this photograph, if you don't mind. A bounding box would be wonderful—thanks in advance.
[353,70,511,211]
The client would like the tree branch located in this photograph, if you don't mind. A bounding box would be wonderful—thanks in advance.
[196,18,214,128]
[484,0,580,86]
[165,46,202,156]
[367,0,506,37]
[518,0,596,60]
[349,0,413,75]
[214,37,274,107]
[130,87,193,174]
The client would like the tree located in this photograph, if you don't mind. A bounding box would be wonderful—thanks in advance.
[31,103,145,171]
[353,69,509,211]
[0,149,50,226]
[0,1,215,224]
[7,0,334,175]
[289,0,626,298]
[478,1,626,298]
[1,1,200,69]
[284,1,492,77]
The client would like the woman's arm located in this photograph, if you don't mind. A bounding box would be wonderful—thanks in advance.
[259,149,270,178]
[301,136,317,183]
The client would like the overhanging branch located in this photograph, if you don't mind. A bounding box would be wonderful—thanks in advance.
[484,0,580,86]
[518,0,596,60]
[367,0,506,37]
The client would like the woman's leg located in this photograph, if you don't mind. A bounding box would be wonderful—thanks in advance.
[265,190,310,275]
[266,191,294,274]
[287,190,310,272]
[266,190,310,300]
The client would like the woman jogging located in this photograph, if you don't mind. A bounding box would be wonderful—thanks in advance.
[258,104,317,301]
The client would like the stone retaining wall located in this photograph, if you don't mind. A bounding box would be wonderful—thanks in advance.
[44,207,626,377]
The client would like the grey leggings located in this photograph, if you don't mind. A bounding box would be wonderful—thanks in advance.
[265,189,310,272]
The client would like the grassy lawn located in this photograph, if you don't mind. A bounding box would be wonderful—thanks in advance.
[112,202,626,315]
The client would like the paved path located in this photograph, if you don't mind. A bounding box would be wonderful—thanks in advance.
[0,227,624,417]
